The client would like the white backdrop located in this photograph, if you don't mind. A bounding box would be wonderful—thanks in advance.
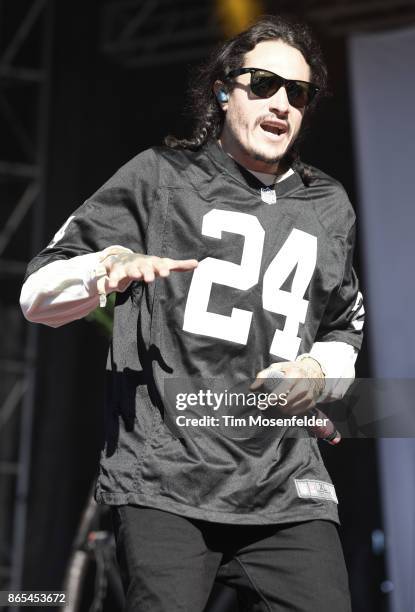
[349,26,415,612]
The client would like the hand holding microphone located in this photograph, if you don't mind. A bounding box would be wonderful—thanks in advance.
[250,361,341,445]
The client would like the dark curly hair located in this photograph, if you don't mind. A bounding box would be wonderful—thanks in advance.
[165,14,328,185]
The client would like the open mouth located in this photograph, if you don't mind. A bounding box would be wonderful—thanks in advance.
[260,122,288,137]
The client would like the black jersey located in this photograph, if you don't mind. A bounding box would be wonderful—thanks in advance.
[25,142,363,525]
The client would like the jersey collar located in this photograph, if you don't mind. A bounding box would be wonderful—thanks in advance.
[205,140,304,197]
[247,166,294,186]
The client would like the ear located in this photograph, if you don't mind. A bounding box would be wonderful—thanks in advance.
[213,80,229,110]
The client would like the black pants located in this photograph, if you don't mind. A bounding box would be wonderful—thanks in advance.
[111,506,351,612]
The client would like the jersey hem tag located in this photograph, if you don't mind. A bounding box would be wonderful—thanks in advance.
[294,479,338,504]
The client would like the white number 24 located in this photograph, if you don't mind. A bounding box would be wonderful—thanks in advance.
[183,210,317,360]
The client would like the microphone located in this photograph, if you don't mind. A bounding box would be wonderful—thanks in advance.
[307,407,341,445]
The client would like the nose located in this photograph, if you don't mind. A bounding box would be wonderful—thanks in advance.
[269,85,290,115]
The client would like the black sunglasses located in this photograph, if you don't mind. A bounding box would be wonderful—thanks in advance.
[225,67,319,109]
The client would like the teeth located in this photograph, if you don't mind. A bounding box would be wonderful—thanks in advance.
[262,124,283,135]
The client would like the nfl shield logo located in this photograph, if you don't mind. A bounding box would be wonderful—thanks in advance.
[260,187,277,205]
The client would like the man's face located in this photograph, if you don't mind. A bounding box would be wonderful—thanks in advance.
[218,39,311,174]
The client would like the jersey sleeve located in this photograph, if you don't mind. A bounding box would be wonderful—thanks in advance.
[314,223,365,351]
[23,148,158,282]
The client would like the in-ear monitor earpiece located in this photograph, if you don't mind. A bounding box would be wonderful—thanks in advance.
[216,89,229,103]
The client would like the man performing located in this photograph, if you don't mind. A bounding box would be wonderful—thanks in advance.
[20,15,364,612]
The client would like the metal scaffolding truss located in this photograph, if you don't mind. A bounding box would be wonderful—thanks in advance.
[100,0,220,67]
[0,0,52,598]
[100,0,415,68]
